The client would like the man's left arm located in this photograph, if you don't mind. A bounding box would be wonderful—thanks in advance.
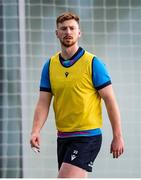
[98,84,125,158]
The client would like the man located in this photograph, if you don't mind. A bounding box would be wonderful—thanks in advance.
[30,12,124,178]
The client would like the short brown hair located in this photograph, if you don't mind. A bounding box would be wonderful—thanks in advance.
[56,12,79,26]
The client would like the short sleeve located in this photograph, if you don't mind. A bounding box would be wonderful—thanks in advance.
[92,57,112,90]
[40,59,51,92]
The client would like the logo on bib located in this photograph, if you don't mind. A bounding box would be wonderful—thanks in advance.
[65,72,69,77]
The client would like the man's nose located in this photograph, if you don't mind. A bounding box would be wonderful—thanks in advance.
[65,27,71,34]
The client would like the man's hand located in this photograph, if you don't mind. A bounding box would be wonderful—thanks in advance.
[30,132,40,149]
[110,136,124,158]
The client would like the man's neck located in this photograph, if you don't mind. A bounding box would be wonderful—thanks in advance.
[61,44,79,60]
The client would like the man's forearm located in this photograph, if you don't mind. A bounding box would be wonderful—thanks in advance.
[104,96,123,138]
[31,104,49,134]
[31,91,52,134]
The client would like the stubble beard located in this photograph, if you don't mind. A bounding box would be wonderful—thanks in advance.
[60,38,77,48]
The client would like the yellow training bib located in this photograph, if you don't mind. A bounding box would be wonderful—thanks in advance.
[50,51,102,132]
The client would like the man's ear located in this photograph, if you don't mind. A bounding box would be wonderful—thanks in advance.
[56,29,59,38]
[78,30,81,37]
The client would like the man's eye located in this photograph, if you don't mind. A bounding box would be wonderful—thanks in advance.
[60,27,66,31]
[70,27,75,30]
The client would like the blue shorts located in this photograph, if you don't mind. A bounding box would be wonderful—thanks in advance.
[57,135,102,172]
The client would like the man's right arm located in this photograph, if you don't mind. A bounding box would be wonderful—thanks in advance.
[30,91,52,149]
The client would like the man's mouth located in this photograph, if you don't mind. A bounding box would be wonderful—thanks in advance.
[64,36,73,39]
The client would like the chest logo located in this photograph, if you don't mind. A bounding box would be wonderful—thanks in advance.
[65,72,69,77]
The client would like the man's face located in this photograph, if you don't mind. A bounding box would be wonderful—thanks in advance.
[56,19,81,47]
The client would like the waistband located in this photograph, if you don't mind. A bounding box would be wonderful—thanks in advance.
[57,128,102,138]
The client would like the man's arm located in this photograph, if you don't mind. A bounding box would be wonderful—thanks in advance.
[98,84,124,158]
[30,91,52,149]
